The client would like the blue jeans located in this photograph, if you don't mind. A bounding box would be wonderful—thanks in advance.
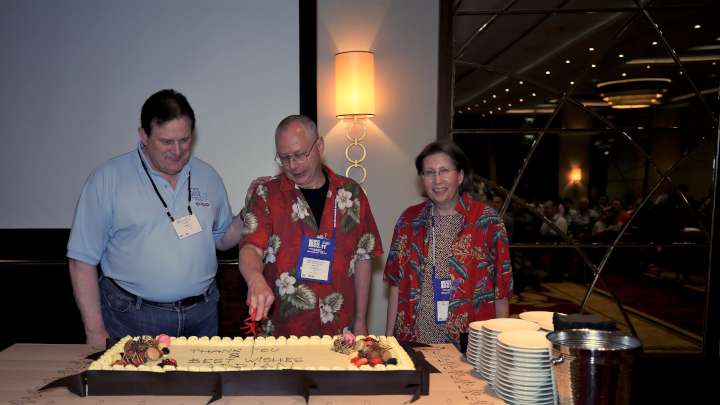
[99,276,219,338]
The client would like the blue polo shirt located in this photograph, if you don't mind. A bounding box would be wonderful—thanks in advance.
[67,144,232,302]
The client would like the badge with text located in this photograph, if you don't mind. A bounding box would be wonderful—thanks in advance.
[433,269,452,324]
[297,235,336,284]
[172,214,203,239]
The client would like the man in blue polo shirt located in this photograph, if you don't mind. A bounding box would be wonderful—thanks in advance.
[67,89,243,346]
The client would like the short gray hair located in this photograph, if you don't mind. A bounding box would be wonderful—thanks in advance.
[275,115,318,141]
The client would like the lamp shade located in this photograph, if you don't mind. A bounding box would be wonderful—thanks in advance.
[335,51,375,118]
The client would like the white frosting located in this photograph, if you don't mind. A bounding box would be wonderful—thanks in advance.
[89,335,415,373]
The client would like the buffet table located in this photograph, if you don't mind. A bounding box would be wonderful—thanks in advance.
[0,343,504,404]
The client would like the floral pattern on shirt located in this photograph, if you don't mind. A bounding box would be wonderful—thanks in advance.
[348,233,376,275]
[384,193,513,344]
[240,165,383,337]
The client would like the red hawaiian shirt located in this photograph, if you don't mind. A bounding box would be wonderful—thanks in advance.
[240,165,383,337]
[383,192,513,343]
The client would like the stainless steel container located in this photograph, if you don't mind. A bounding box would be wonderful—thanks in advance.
[547,329,642,405]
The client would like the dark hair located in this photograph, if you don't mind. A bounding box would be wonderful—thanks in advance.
[140,89,196,135]
[414,140,474,193]
[275,114,319,140]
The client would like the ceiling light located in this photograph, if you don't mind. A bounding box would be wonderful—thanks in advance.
[474,103,479,107]
[604,151,609,156]
[506,108,554,114]
[589,47,595,51]
[688,45,720,51]
[519,98,524,102]
[646,65,651,69]
[457,110,463,114]
[497,107,501,111]
[570,81,575,85]
[505,88,510,92]
[492,94,497,98]
[652,41,658,46]
[565,60,571,64]
[591,64,597,68]
[597,77,672,109]
[482,114,486,117]
[622,73,627,77]
[519,81,524,85]
[694,24,701,29]
[532,92,537,96]
[489,110,493,114]
[467,107,471,110]
[483,99,487,103]
[626,55,720,64]
[507,103,512,107]
[713,62,717,66]
[618,54,624,58]
[545,70,551,75]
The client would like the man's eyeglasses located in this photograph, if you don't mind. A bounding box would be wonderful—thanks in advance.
[275,137,319,166]
[420,167,457,179]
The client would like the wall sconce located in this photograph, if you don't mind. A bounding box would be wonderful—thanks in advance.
[335,51,375,185]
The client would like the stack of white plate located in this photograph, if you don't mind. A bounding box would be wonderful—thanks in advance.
[465,320,488,371]
[479,318,539,387]
[518,311,558,331]
[494,330,555,405]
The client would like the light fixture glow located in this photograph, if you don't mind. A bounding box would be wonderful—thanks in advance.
[694,24,701,29]
[568,167,582,183]
[335,51,375,118]
[519,80,524,85]
[505,88,510,92]
[335,51,375,186]
[591,64,597,68]
[589,47,595,51]
[652,41,658,46]
[532,92,537,96]
[565,59,571,64]
[618,54,625,58]
[545,70,551,75]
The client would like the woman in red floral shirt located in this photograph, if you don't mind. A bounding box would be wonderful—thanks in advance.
[384,141,512,344]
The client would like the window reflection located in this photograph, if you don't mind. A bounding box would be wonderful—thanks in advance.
[447,1,719,353]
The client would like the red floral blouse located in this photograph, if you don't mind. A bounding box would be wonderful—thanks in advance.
[383,193,513,343]
[240,165,383,337]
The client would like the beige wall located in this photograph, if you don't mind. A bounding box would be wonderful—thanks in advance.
[317,0,439,333]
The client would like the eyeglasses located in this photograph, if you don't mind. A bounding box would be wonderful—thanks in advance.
[275,137,319,166]
[421,167,457,179]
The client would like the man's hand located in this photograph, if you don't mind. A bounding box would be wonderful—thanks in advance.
[242,176,273,215]
[86,329,110,348]
[247,275,275,320]
[69,259,110,349]
[239,244,275,320]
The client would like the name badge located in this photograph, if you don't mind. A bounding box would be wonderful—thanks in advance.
[172,214,203,239]
[433,272,452,324]
[297,235,335,284]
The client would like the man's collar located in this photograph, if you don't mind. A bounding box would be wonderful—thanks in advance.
[280,164,338,191]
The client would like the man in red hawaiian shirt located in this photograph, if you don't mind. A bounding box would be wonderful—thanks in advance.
[238,115,383,337]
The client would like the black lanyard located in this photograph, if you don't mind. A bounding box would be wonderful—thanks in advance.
[138,149,192,222]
